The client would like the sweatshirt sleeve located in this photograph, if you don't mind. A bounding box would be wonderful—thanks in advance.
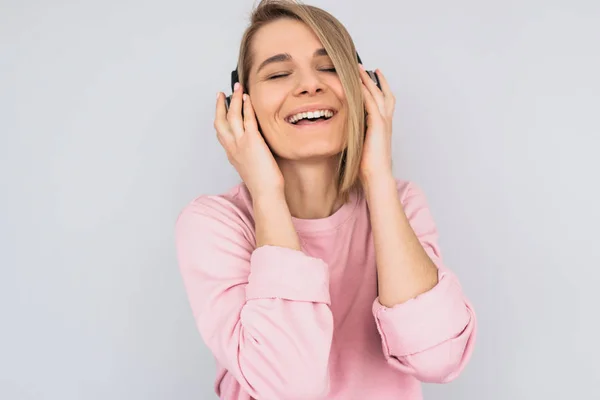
[174,196,333,400]
[371,182,477,383]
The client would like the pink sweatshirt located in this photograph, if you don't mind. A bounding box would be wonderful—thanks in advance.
[175,178,476,400]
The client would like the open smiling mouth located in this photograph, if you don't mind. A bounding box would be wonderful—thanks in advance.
[286,110,337,127]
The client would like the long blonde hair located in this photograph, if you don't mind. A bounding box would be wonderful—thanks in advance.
[237,0,366,203]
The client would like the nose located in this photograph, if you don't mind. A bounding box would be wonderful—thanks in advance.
[293,70,325,96]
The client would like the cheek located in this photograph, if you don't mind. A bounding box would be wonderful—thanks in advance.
[247,101,270,128]
[328,77,346,98]
[252,85,284,111]
[252,99,278,125]
[335,84,346,100]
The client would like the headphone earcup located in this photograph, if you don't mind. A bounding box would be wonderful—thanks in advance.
[366,70,382,91]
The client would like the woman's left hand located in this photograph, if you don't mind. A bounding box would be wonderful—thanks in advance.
[358,65,395,183]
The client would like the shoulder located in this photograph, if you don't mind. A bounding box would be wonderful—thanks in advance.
[390,178,441,242]
[392,177,431,207]
[175,182,255,243]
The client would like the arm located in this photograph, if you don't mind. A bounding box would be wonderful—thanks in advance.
[365,176,476,383]
[174,194,333,399]
[253,189,302,250]
[365,176,439,306]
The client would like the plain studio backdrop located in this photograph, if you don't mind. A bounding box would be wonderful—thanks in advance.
[1,0,599,399]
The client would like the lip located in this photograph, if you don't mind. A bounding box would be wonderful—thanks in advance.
[284,104,337,122]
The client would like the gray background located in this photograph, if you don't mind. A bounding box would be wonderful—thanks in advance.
[2,0,599,399]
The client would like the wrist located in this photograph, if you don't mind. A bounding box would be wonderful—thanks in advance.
[252,189,301,251]
[250,186,285,204]
[362,172,396,194]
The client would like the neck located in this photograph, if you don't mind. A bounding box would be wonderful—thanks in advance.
[277,156,345,220]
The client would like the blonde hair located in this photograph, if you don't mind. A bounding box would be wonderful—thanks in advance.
[237,0,366,203]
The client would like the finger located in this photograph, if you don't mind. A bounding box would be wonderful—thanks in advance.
[215,91,228,126]
[242,93,260,135]
[374,69,396,117]
[359,65,385,115]
[215,92,233,138]
[361,83,382,125]
[227,82,244,137]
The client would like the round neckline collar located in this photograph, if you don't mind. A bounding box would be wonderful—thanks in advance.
[291,188,360,234]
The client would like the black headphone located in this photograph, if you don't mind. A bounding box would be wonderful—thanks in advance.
[224,51,381,111]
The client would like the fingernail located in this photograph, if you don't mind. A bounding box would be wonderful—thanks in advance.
[234,82,240,91]
[359,63,365,70]
[216,92,221,99]
[243,94,247,101]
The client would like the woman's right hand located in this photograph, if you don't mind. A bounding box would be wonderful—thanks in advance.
[215,83,284,199]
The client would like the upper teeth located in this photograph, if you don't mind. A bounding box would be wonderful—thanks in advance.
[287,109,334,124]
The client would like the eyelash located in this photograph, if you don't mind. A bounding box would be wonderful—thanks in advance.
[268,68,337,80]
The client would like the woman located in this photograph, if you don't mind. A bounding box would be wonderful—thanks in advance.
[175,1,477,399]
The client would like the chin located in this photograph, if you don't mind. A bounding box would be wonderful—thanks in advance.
[263,121,346,160]
[274,140,345,161]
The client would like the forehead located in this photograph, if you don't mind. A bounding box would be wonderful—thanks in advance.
[251,19,324,64]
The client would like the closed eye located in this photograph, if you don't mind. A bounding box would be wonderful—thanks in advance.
[268,68,337,80]
[268,73,289,80]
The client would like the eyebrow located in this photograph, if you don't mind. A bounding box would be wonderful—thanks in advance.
[256,48,329,74]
